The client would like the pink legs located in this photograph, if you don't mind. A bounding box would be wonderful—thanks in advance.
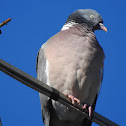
[65,94,93,118]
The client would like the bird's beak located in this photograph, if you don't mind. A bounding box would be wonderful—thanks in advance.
[99,23,107,32]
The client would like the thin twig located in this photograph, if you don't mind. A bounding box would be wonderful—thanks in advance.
[0,18,11,28]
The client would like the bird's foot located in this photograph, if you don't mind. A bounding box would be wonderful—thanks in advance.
[82,104,93,119]
[64,94,80,105]
[68,95,80,105]
[64,94,93,118]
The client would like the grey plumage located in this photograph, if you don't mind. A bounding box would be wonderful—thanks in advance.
[36,9,106,126]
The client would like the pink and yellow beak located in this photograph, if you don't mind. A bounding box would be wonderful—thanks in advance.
[99,23,107,32]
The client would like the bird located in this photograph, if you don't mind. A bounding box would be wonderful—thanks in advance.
[36,9,107,126]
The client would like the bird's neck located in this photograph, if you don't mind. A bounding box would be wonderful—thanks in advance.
[61,21,79,31]
[61,21,93,32]
[60,21,100,49]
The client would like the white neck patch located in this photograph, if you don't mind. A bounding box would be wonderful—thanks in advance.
[61,21,78,31]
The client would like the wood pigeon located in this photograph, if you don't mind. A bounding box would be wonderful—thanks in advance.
[36,9,107,126]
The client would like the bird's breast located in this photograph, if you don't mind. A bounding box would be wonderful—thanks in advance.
[44,30,104,120]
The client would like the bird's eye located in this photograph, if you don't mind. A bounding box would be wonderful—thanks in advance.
[90,15,95,19]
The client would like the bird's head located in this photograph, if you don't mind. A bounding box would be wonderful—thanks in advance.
[66,9,107,32]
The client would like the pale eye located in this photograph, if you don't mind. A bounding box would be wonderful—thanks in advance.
[90,15,95,19]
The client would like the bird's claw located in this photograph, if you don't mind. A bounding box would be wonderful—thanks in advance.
[82,104,93,119]
[68,95,80,105]
[64,94,80,105]
[64,94,93,118]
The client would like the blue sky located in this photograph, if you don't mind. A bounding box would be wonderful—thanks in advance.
[0,0,125,126]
